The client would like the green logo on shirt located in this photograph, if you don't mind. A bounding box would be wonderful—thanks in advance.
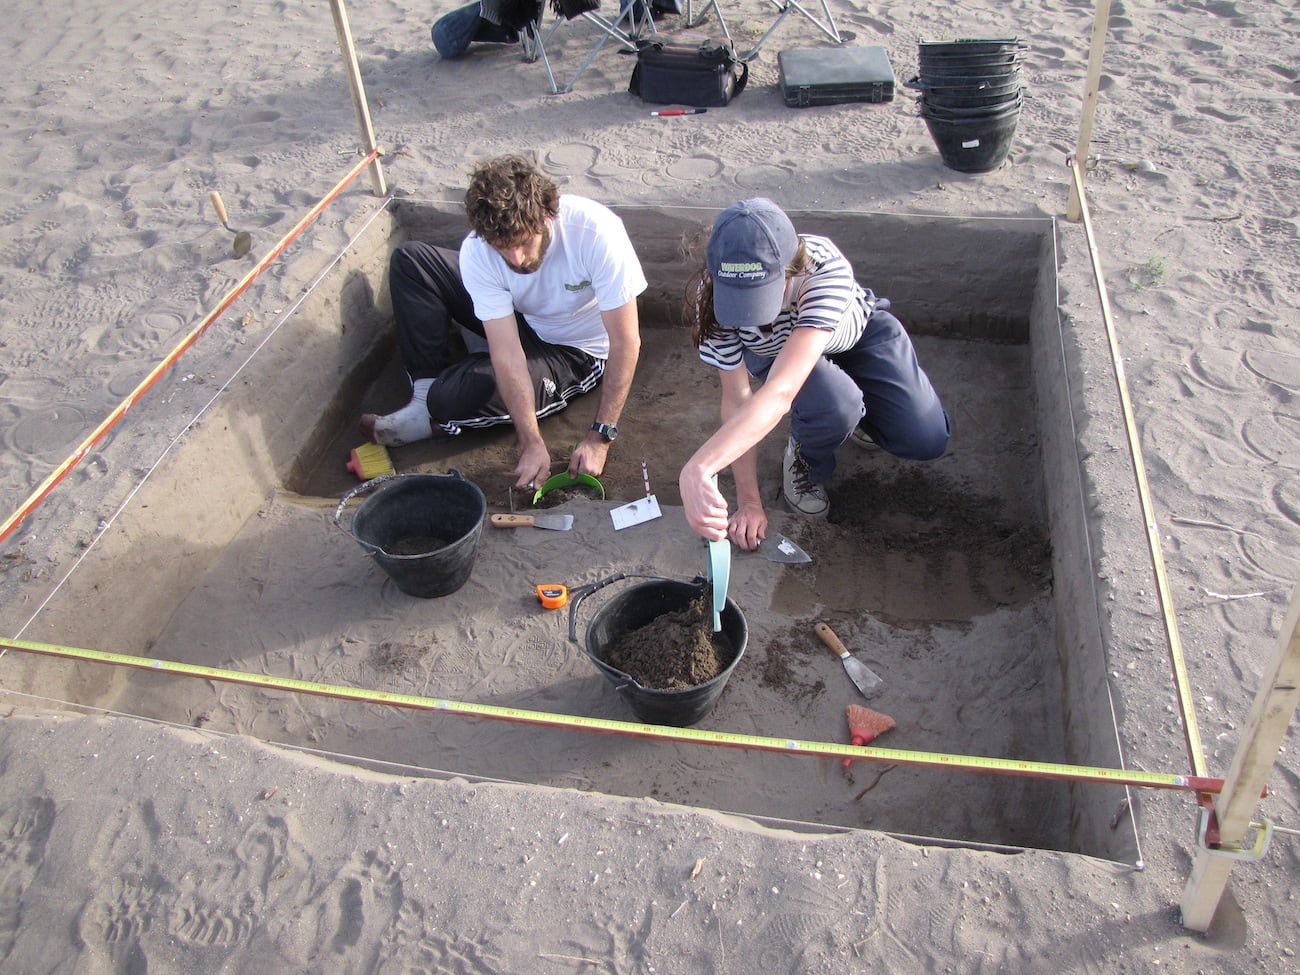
[565,279,592,292]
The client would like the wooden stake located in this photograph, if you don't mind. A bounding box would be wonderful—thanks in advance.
[329,0,387,197]
[1066,0,1112,222]
[1180,585,1300,931]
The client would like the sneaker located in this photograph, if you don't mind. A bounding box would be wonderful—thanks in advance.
[850,423,880,450]
[782,437,829,517]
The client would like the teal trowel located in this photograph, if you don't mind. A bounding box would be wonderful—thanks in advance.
[705,476,731,632]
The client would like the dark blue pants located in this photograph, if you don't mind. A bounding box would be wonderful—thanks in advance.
[431,3,520,59]
[387,242,603,433]
[744,302,950,483]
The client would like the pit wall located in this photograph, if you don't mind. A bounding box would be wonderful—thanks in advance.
[23,200,1134,861]
[328,200,1134,860]
[1029,225,1137,864]
[19,206,406,665]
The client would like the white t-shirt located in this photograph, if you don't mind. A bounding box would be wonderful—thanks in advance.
[459,195,648,360]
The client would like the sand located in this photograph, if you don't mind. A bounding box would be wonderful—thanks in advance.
[1,0,1299,971]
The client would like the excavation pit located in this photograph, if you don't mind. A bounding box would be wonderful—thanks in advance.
[8,201,1138,861]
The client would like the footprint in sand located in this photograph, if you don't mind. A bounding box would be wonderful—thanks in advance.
[0,798,56,957]
[1241,412,1300,468]
[307,850,404,957]
[666,154,723,182]
[736,164,795,191]
[545,143,599,176]
[1242,347,1300,392]
[1271,475,1300,528]
[7,403,87,462]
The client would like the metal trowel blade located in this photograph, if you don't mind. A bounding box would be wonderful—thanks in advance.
[757,533,812,564]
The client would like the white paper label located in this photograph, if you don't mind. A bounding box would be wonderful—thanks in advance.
[610,495,662,530]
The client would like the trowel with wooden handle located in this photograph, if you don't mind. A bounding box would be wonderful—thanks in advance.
[814,621,882,696]
[489,513,574,531]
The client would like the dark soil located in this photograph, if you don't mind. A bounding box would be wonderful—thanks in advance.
[532,485,604,509]
[368,640,430,673]
[604,593,737,690]
[758,630,827,708]
[828,466,1051,585]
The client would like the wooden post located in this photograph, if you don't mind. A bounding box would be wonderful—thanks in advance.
[1066,0,1111,222]
[1180,586,1300,930]
[329,0,387,197]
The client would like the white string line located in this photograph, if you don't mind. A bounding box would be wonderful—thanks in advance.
[12,197,394,640]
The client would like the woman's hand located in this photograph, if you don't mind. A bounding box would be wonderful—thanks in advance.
[727,501,767,552]
[679,466,729,541]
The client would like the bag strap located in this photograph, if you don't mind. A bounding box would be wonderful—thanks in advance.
[733,58,749,95]
[697,40,749,95]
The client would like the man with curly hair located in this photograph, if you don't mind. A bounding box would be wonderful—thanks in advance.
[361,154,646,489]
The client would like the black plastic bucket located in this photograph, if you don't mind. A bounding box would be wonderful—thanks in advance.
[918,51,1021,69]
[919,38,1023,57]
[922,91,1024,115]
[924,90,1023,111]
[907,74,1023,97]
[923,106,1021,173]
[914,66,1022,86]
[334,471,486,598]
[569,576,747,727]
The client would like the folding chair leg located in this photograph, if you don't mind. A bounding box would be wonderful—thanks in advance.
[522,22,563,95]
[530,6,645,94]
[685,0,843,61]
[580,9,640,51]
[684,0,733,45]
[786,0,843,43]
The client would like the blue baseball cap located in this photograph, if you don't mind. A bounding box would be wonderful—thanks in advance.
[706,198,798,327]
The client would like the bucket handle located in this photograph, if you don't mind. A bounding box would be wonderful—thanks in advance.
[332,469,473,557]
[566,572,629,644]
[333,473,398,556]
[565,573,708,643]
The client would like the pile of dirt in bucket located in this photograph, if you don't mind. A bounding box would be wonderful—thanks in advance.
[605,592,737,690]
[386,534,454,556]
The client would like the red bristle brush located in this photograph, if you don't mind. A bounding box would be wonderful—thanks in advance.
[844,704,896,767]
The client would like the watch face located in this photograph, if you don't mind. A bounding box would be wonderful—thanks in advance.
[593,422,617,442]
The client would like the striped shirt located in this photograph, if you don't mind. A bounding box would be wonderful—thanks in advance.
[698,235,873,371]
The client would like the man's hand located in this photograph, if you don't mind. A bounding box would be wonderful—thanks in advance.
[482,315,552,490]
[513,439,553,490]
[569,434,611,478]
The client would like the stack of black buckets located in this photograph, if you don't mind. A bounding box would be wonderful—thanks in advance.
[912,38,1024,174]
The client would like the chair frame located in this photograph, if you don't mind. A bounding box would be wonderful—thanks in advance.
[684,0,842,61]
[522,3,656,94]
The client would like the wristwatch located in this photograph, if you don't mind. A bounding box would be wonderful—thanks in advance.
[590,422,618,443]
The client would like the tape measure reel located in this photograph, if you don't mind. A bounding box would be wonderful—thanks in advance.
[535,584,568,610]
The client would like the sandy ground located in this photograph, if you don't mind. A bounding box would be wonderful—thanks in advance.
[1,0,1298,971]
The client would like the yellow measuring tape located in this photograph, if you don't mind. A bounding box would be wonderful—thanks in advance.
[1,637,1224,796]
